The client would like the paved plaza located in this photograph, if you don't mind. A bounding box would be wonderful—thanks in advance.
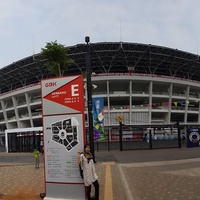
[0,147,200,199]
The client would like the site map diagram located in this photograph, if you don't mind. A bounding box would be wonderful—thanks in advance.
[51,117,79,151]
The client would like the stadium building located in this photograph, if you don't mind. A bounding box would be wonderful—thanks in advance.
[0,42,200,152]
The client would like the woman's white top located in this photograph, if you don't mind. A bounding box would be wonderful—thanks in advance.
[79,154,98,186]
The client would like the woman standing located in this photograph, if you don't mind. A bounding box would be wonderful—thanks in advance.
[78,144,99,200]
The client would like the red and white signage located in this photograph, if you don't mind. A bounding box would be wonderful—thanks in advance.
[41,75,86,200]
[43,76,84,112]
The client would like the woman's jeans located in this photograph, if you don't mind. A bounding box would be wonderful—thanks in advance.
[87,180,99,200]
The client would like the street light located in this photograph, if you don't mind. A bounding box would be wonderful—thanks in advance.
[85,36,95,161]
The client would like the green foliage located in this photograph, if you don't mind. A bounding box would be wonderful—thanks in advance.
[41,41,74,77]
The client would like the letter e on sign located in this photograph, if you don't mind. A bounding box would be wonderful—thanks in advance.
[71,84,79,96]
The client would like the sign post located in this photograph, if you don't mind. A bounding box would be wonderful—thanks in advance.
[41,75,86,200]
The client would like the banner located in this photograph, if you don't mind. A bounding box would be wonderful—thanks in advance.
[92,98,106,140]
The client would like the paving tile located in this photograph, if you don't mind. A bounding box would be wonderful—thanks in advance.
[1,148,200,200]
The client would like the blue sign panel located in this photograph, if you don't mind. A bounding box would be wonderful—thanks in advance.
[187,128,200,148]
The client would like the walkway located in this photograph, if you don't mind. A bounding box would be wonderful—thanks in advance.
[0,147,199,199]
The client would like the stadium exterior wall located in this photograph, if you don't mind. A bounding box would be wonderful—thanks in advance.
[0,73,200,147]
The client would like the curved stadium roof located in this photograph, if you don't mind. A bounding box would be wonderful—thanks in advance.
[0,42,200,94]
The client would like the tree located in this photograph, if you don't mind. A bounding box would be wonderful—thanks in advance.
[41,41,74,77]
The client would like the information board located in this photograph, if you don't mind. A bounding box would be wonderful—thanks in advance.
[41,75,86,200]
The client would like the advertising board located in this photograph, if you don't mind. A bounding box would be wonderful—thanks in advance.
[187,128,200,148]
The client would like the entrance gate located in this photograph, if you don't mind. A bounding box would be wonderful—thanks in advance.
[5,127,43,153]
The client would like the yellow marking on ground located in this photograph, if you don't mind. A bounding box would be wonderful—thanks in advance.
[102,162,114,200]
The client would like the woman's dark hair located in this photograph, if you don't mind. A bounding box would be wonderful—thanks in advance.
[84,143,90,150]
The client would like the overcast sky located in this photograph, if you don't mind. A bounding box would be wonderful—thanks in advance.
[1,0,200,68]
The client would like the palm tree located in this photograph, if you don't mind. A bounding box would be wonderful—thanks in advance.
[40,41,74,77]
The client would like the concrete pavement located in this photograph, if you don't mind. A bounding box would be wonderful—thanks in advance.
[0,147,200,199]
[96,147,200,200]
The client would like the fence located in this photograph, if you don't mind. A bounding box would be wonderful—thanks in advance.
[94,123,186,151]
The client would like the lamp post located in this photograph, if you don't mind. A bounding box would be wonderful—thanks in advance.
[85,36,95,161]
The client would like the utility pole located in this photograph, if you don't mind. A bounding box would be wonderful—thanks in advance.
[85,36,95,161]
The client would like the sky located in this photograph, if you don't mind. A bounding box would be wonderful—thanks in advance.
[0,0,200,68]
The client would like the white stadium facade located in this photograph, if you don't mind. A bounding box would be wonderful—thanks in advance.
[0,42,200,152]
